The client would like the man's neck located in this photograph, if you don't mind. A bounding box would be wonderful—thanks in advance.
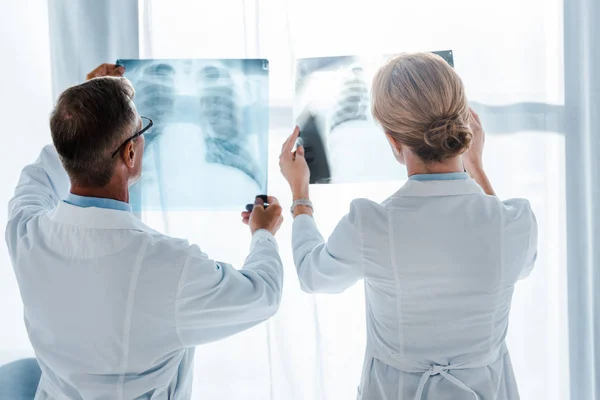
[70,185,129,203]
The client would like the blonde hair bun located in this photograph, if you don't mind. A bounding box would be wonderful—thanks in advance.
[422,115,473,161]
[372,52,473,163]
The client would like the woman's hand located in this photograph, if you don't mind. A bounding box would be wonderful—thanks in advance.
[279,126,310,199]
[463,108,485,171]
[463,109,496,196]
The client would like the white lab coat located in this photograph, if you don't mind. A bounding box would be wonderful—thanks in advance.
[5,146,284,400]
[292,178,537,400]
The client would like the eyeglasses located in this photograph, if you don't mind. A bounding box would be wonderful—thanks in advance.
[111,116,153,158]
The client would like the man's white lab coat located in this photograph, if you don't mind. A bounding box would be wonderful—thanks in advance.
[292,175,537,400]
[5,146,284,399]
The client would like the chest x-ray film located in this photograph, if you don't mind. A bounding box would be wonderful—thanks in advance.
[294,50,453,184]
[116,59,269,211]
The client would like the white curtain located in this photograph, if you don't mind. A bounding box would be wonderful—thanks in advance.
[1,0,588,399]
[0,0,53,366]
[564,0,600,397]
[47,0,140,99]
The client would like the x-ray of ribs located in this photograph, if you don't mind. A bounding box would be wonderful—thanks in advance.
[328,64,369,133]
[134,62,177,145]
[197,64,263,184]
[132,61,262,186]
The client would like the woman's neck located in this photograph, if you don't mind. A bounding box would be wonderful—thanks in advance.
[405,154,463,177]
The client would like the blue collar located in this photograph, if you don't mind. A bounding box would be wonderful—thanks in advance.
[64,193,132,213]
[409,172,470,181]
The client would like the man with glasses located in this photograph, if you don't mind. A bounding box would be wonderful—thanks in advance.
[5,64,284,399]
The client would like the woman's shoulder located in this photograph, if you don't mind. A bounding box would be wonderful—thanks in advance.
[499,197,536,228]
[501,197,533,211]
[347,198,389,225]
[342,198,389,237]
[349,197,386,211]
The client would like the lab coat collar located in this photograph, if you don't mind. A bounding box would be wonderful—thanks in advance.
[391,178,486,198]
[48,201,151,232]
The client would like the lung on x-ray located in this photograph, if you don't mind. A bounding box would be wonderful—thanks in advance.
[294,50,453,184]
[116,59,269,211]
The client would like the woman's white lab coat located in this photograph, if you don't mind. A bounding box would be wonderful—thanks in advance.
[292,177,537,400]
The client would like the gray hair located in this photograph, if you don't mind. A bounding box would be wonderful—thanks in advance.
[50,76,138,187]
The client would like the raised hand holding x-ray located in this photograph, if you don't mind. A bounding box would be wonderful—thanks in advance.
[279,126,310,195]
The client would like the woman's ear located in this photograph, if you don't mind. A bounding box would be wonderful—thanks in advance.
[385,133,402,155]
[385,133,407,165]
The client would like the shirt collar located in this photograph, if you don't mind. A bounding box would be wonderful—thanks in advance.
[64,193,132,213]
[409,172,470,181]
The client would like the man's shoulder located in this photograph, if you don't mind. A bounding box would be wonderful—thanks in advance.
[134,226,192,259]
[48,205,196,265]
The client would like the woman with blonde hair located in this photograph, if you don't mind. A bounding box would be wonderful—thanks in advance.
[278,53,537,399]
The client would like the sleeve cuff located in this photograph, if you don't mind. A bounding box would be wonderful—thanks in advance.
[251,229,278,251]
[293,213,317,230]
[293,213,314,221]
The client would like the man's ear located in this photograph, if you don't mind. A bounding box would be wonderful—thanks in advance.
[124,141,135,168]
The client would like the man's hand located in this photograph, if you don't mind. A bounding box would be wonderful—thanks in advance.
[86,63,125,80]
[241,196,284,235]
